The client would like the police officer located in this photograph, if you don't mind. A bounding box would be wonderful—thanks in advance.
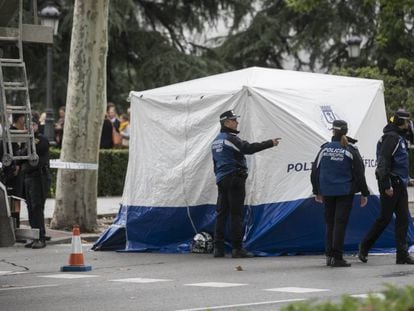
[211,110,280,258]
[311,120,369,267]
[358,110,414,264]
[23,116,50,249]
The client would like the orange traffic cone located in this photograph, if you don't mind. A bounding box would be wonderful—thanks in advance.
[61,225,92,272]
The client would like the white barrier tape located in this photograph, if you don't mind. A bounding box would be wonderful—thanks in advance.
[49,159,98,170]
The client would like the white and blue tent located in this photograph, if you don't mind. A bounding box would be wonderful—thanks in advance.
[93,67,414,254]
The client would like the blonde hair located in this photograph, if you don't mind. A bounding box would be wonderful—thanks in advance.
[340,135,348,147]
[333,129,348,147]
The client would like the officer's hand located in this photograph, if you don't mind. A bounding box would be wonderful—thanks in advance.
[360,196,368,207]
[272,138,281,146]
[315,194,323,203]
[385,187,394,197]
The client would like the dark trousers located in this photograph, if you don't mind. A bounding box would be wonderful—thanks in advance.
[214,172,246,249]
[324,195,354,260]
[361,181,409,255]
[24,173,48,240]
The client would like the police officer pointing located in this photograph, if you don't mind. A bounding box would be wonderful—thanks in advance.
[358,110,414,264]
[211,110,280,258]
[311,120,369,267]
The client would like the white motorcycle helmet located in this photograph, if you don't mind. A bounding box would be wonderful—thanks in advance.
[191,232,213,253]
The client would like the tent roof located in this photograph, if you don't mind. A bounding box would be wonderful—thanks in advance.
[131,66,383,97]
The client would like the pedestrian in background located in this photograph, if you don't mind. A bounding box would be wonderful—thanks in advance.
[358,110,414,265]
[211,110,280,258]
[23,116,50,249]
[54,106,65,148]
[311,120,369,267]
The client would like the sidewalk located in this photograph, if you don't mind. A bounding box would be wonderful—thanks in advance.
[18,196,122,244]
[20,196,122,221]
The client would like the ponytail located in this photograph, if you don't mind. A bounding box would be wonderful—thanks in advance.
[340,135,348,147]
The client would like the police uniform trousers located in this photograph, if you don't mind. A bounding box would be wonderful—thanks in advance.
[361,178,410,256]
[24,170,49,240]
[214,171,247,249]
[323,194,354,260]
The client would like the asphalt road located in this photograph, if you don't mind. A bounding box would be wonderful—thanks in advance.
[1,244,414,311]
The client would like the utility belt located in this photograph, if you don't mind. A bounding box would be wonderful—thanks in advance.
[231,169,248,179]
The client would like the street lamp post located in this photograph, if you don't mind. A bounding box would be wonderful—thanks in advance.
[38,2,60,144]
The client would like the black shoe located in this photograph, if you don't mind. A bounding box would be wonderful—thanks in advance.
[232,248,254,258]
[326,256,333,266]
[24,240,34,248]
[331,258,351,267]
[358,244,368,263]
[31,240,46,249]
[213,248,225,258]
[396,255,414,265]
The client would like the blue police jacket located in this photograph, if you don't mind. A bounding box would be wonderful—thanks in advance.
[311,136,369,197]
[376,123,410,188]
[211,127,274,184]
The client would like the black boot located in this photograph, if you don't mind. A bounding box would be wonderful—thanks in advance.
[358,244,368,263]
[331,258,351,267]
[326,256,333,266]
[232,248,254,258]
[31,239,46,249]
[24,240,34,248]
[396,253,414,265]
[213,242,225,258]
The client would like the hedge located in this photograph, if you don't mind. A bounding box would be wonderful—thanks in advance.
[281,285,414,311]
[49,148,129,197]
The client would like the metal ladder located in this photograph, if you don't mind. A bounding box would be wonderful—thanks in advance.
[0,0,38,167]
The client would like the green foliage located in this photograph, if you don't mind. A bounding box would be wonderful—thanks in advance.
[22,0,414,123]
[48,148,128,197]
[24,0,253,113]
[332,59,414,117]
[281,285,414,311]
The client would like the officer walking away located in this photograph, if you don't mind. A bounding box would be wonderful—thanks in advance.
[23,116,51,249]
[358,110,414,265]
[311,120,369,267]
[211,110,281,258]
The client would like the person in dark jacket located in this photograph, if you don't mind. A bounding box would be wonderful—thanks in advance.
[2,113,26,228]
[311,120,369,267]
[358,110,414,265]
[23,116,50,249]
[211,110,281,258]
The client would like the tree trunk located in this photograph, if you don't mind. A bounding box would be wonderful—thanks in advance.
[51,0,109,232]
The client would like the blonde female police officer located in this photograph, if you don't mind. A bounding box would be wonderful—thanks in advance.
[311,120,369,267]
[211,110,280,258]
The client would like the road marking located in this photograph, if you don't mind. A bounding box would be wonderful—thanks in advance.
[264,287,330,293]
[0,271,27,275]
[351,293,385,299]
[38,274,98,279]
[0,284,59,291]
[184,282,247,288]
[110,278,172,283]
[175,298,306,311]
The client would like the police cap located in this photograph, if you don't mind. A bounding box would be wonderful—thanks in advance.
[331,119,348,131]
[219,110,240,122]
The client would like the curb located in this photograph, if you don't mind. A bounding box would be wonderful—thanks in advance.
[47,234,100,245]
